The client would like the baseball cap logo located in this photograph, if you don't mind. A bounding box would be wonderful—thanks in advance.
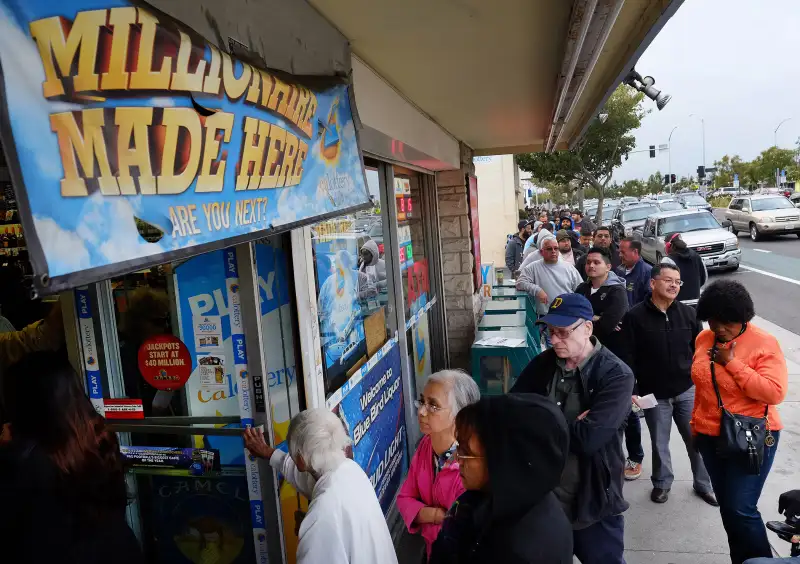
[552,297,563,308]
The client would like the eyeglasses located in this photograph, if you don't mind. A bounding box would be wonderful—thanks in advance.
[548,320,585,340]
[454,450,484,461]
[414,400,448,414]
[656,277,684,287]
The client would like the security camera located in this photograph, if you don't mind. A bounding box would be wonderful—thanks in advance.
[624,69,671,110]
[598,113,609,124]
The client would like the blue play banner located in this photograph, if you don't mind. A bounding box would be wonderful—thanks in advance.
[335,343,407,514]
[0,0,370,293]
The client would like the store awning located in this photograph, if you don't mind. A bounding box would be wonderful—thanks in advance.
[308,0,684,155]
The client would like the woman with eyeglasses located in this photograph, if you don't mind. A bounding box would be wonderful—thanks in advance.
[429,393,572,564]
[397,370,480,561]
[692,280,788,564]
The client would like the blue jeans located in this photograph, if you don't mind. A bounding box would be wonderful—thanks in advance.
[573,514,626,564]
[697,431,781,564]
[625,409,645,464]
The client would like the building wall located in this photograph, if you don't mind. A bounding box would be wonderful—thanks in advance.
[474,155,523,268]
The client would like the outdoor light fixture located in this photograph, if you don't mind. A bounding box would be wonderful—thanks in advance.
[624,69,671,110]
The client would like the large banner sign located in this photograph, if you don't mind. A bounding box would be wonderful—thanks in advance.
[0,1,370,293]
[334,343,407,514]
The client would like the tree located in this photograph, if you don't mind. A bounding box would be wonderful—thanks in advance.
[646,171,664,195]
[515,86,648,221]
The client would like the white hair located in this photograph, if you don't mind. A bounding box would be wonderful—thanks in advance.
[287,408,351,475]
[427,369,481,415]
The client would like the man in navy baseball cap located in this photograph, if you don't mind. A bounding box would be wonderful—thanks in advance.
[511,293,635,564]
[535,292,594,329]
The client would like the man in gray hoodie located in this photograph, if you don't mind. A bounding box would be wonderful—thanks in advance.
[359,239,387,291]
[516,237,582,319]
[575,247,628,357]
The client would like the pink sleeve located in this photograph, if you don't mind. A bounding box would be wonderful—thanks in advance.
[396,448,427,533]
[439,468,466,512]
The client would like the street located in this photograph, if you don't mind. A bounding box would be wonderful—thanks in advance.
[714,233,800,335]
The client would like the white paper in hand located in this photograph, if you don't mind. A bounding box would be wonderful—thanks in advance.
[634,394,658,409]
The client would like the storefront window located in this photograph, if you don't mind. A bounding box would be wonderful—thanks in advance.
[311,166,394,397]
[395,167,435,394]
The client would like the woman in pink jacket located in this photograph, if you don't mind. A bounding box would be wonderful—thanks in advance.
[397,369,480,560]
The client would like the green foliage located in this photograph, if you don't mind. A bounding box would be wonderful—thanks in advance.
[713,145,799,189]
[709,196,732,208]
[515,85,648,220]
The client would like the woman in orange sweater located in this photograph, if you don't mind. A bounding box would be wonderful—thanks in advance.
[692,280,788,564]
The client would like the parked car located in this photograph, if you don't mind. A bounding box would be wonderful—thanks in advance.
[676,193,712,212]
[712,186,743,199]
[632,209,740,271]
[759,187,793,198]
[657,200,684,212]
[725,194,800,241]
[620,196,639,206]
[790,192,800,208]
[610,203,660,240]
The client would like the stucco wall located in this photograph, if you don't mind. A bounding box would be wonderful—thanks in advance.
[474,155,522,269]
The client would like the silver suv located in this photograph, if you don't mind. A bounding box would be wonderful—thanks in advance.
[725,195,800,241]
[632,209,741,271]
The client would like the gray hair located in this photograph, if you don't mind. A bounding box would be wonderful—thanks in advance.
[427,369,480,416]
[287,408,352,475]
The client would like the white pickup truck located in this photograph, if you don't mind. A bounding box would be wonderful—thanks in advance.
[632,209,741,272]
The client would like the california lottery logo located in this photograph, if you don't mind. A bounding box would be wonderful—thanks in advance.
[87,356,96,366]
[249,453,257,462]
[230,283,239,294]
[258,533,266,543]
[159,369,168,378]
[240,369,248,380]
[318,97,342,164]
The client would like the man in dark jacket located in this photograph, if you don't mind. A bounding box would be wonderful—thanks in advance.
[576,247,628,357]
[430,394,573,564]
[511,293,633,564]
[505,220,528,272]
[614,237,652,480]
[664,233,707,305]
[616,238,652,307]
[576,226,621,280]
[619,263,716,506]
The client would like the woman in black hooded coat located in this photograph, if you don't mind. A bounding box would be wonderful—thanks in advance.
[429,393,572,564]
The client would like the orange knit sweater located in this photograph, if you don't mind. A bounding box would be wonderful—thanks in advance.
[691,325,788,436]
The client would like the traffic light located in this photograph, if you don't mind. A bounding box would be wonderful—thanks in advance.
[664,175,669,185]
[697,165,706,179]
[649,145,656,158]
[671,174,676,184]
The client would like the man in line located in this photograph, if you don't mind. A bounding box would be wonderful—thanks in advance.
[511,294,634,564]
[575,247,628,356]
[572,210,585,231]
[614,237,652,481]
[505,220,528,273]
[576,226,621,280]
[556,230,583,266]
[579,224,594,249]
[620,264,717,506]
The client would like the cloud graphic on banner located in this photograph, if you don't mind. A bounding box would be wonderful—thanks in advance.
[274,188,314,227]
[33,216,92,272]
[0,5,79,181]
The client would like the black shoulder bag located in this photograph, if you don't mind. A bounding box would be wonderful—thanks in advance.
[710,341,774,475]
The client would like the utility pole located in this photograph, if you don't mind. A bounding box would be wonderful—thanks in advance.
[668,126,678,194]
[689,114,705,185]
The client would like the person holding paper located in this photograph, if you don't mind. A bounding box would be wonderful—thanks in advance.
[619,263,716,506]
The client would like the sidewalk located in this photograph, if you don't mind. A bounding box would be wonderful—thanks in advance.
[622,315,800,563]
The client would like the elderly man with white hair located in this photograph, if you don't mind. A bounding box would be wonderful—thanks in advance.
[397,369,481,561]
[243,408,397,564]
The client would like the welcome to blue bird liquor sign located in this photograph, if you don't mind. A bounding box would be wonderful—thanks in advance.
[0,0,370,294]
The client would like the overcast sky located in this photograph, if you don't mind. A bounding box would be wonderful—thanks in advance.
[614,0,800,182]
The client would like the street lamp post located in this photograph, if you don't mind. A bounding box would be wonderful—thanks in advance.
[668,126,678,194]
[689,114,706,173]
[774,117,791,148]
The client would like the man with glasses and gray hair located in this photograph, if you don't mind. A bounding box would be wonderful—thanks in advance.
[243,408,397,564]
[619,263,717,507]
[511,293,634,564]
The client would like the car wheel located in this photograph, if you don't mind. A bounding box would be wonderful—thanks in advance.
[750,223,762,242]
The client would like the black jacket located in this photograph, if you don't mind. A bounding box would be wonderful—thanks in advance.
[667,247,707,302]
[430,394,573,564]
[0,442,143,564]
[575,244,621,281]
[619,298,702,399]
[506,235,525,271]
[510,344,633,528]
[575,272,629,357]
